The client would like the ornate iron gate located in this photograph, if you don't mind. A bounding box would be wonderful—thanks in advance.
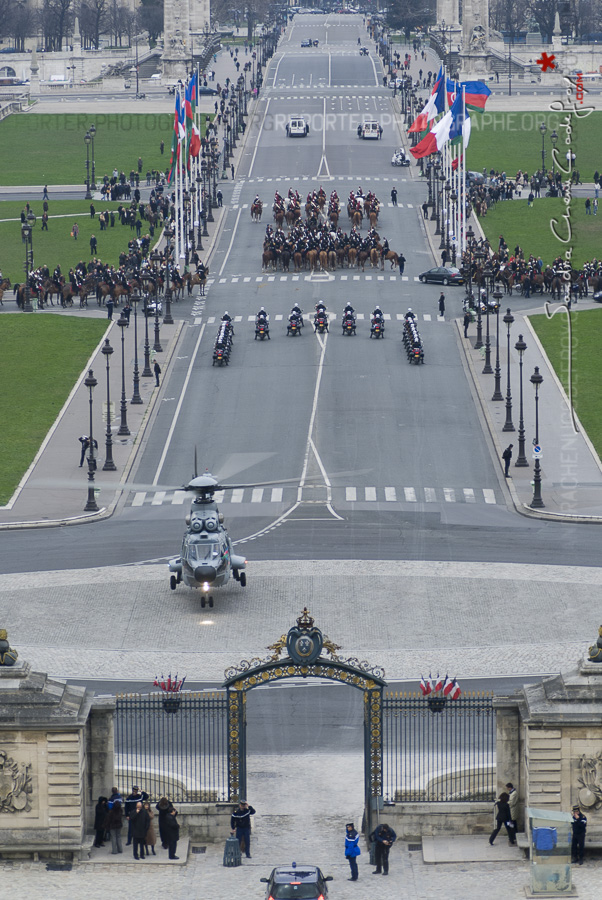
[382,692,496,802]
[223,609,387,835]
[115,691,229,802]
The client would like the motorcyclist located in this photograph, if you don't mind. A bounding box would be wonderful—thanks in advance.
[256,306,269,322]
[405,307,416,320]
[343,303,356,323]
[290,303,303,325]
[315,301,327,314]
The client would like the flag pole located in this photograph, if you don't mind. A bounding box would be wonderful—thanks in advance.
[461,85,466,255]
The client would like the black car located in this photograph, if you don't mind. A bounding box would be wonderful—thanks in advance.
[419,266,464,286]
[301,39,312,46]
[261,864,333,899]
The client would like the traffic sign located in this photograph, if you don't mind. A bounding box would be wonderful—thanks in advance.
[533,445,542,459]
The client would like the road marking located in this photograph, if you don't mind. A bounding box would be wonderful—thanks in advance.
[365,486,376,501]
[251,488,264,503]
[346,487,357,501]
[231,489,244,503]
[132,492,146,506]
[444,488,456,502]
[271,488,283,502]
[152,491,166,505]
[464,488,476,503]
[172,491,187,505]
[218,207,243,278]
[384,487,396,501]
[423,314,432,321]
[483,489,496,504]
[404,487,417,502]
[424,487,437,502]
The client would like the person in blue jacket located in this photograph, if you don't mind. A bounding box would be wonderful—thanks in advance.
[345,822,361,881]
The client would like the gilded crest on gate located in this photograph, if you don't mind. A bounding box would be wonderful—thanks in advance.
[286,609,323,664]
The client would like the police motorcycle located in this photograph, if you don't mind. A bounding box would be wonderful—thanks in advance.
[341,303,356,335]
[391,147,410,167]
[314,301,329,334]
[402,309,424,364]
[213,313,234,366]
[255,307,270,341]
[287,308,303,336]
[370,313,385,339]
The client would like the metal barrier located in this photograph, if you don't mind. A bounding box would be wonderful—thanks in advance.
[382,692,495,803]
[115,691,230,803]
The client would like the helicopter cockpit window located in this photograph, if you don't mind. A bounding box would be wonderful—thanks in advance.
[185,538,221,561]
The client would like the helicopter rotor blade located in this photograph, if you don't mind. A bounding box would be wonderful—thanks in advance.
[193,446,198,479]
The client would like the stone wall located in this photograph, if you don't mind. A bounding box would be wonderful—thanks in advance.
[373,802,494,839]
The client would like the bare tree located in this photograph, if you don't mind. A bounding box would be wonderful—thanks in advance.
[137,0,163,45]
[8,1,32,50]
[386,0,435,39]
[80,0,108,48]
[39,0,74,50]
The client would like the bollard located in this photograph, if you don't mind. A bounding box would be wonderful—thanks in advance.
[223,834,242,867]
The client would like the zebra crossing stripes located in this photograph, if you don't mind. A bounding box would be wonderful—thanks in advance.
[127,486,501,508]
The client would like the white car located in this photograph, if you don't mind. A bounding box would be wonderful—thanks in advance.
[286,116,309,137]
[359,120,382,139]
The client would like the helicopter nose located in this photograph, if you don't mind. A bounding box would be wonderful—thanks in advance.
[195,565,217,583]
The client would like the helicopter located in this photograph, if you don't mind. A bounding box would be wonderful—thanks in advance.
[168,472,248,607]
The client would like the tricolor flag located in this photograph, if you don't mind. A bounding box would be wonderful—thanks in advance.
[433,673,444,693]
[458,79,491,111]
[419,675,432,696]
[444,677,461,699]
[409,94,471,159]
[185,71,198,167]
[167,92,184,184]
[408,68,445,134]
[190,122,201,158]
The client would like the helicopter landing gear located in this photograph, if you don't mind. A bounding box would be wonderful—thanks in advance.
[170,575,177,590]
[200,595,214,608]
[240,572,246,587]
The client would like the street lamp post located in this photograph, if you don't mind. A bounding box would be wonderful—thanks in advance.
[89,123,96,190]
[162,232,174,325]
[491,289,504,400]
[195,172,204,251]
[140,288,153,378]
[481,259,494,374]
[539,121,547,176]
[551,129,558,182]
[101,338,116,471]
[502,307,515,432]
[21,210,36,313]
[514,334,529,467]
[130,294,143,403]
[444,182,451,256]
[116,315,131,433]
[530,367,545,508]
[83,369,99,512]
[84,131,92,200]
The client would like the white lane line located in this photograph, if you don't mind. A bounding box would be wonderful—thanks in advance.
[172,491,187,505]
[251,488,264,503]
[271,487,283,502]
[365,487,376,501]
[153,324,206,485]
[443,488,455,502]
[424,487,437,502]
[346,487,357,501]
[423,314,432,321]
[248,96,271,178]
[207,316,215,324]
[218,207,243,277]
[404,487,417,502]
[231,489,244,503]
[132,492,146,506]
[152,491,166,506]
[483,489,496,504]
[384,487,396,501]
[464,488,476,503]
[244,276,251,282]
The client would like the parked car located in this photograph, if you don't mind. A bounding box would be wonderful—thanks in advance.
[260,865,333,900]
[419,266,464,285]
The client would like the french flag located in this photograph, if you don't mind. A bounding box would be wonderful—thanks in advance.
[433,673,444,693]
[419,675,432,696]
[408,67,445,134]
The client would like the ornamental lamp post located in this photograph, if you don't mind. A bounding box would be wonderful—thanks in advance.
[481,257,494,374]
[195,172,204,250]
[442,182,451,253]
[530,367,545,508]
[551,129,558,181]
[162,235,174,325]
[21,211,36,312]
[89,123,97,190]
[84,131,92,200]
[83,369,99,512]
[116,315,131,432]
[189,184,197,260]
[539,121,547,175]
[491,289,504,400]
[101,338,116,471]
[129,293,143,403]
[514,334,529,467]
[502,307,515,432]
[139,286,153,378]
[450,189,458,266]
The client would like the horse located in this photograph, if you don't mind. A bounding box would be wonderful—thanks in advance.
[183,267,209,296]
[251,200,263,222]
[274,209,285,229]
[381,251,399,270]
[41,279,62,307]
[0,277,11,305]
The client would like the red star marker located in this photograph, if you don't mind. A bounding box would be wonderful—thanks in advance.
[536,52,556,72]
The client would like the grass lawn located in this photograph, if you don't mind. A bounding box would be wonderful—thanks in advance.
[468,111,600,180]
[0,200,150,284]
[0,315,107,504]
[0,113,212,186]
[531,308,602,459]
[477,197,602,268]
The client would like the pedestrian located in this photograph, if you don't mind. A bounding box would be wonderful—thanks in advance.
[585,197,592,215]
[371,822,396,875]
[502,444,513,477]
[441,248,448,266]
[398,252,406,276]
[106,800,124,854]
[125,785,149,846]
[230,799,256,859]
[594,198,599,215]
[43,184,49,201]
[345,822,361,881]
[463,310,471,338]
[489,791,516,845]
[571,805,587,865]
[122,300,131,324]
[90,203,95,219]
[216,189,223,207]
[143,801,157,856]
[438,292,445,316]
[156,796,174,848]
[106,298,114,320]
[78,435,97,467]
[231,163,235,180]
[93,796,108,847]
[138,156,143,173]
[391,187,397,206]
[41,212,49,231]
[154,359,161,386]
[527,192,534,208]
[72,222,79,240]
[164,807,180,860]
[90,234,97,254]
[160,140,165,155]
[422,201,429,218]
[131,801,150,860]
[506,782,519,833]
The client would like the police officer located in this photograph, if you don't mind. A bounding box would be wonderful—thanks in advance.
[571,806,587,865]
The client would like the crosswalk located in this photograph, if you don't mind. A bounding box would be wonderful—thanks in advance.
[128,486,500,508]
[234,201,411,210]
[235,176,408,184]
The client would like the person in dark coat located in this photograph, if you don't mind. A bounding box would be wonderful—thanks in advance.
[93,796,108,847]
[131,801,151,859]
[154,359,161,386]
[463,310,471,338]
[106,800,124,854]
[163,807,180,859]
[438,292,445,316]
[372,823,396,875]
[502,444,513,477]
[125,785,149,845]
[231,800,256,858]
[571,805,587,864]
[156,797,174,848]
[489,791,516,845]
